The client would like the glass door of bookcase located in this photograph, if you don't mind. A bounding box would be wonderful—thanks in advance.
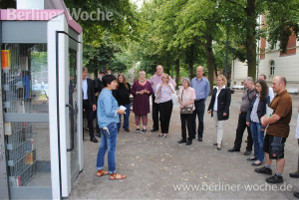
[68,48,80,187]
[1,44,52,199]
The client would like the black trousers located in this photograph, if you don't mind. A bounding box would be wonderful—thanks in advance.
[192,99,205,139]
[181,114,194,141]
[152,95,160,130]
[159,100,173,134]
[83,100,95,139]
[95,96,101,135]
[233,112,253,151]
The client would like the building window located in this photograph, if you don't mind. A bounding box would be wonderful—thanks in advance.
[270,60,275,76]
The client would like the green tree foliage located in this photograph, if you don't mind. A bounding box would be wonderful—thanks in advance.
[134,0,226,92]
[219,0,299,80]
[64,0,138,75]
[265,0,299,52]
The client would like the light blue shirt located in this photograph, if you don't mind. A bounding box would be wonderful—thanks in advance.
[97,88,119,128]
[191,77,210,100]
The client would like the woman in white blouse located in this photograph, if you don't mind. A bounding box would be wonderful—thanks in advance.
[155,74,175,138]
[208,75,231,151]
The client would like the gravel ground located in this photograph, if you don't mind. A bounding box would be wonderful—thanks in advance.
[70,91,299,199]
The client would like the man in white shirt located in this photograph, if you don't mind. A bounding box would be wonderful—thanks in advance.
[82,67,98,143]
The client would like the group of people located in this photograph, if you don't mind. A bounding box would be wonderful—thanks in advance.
[227,74,296,187]
[82,65,214,180]
[83,65,299,198]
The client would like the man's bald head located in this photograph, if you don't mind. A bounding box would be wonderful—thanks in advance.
[278,76,287,86]
[272,76,287,94]
[156,65,163,76]
[197,66,204,72]
[196,66,204,79]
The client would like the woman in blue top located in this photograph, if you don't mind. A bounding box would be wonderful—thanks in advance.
[246,79,270,166]
[96,75,126,180]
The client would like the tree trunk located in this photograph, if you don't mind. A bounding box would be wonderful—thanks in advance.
[246,0,257,80]
[165,61,171,75]
[175,59,180,89]
[204,22,216,95]
[186,45,195,80]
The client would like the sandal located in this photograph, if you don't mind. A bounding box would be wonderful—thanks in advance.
[251,161,262,166]
[163,134,167,138]
[110,173,126,180]
[96,170,109,177]
[158,133,163,137]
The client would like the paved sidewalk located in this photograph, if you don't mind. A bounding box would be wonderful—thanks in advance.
[70,91,299,199]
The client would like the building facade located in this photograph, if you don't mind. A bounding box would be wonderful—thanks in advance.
[231,16,299,90]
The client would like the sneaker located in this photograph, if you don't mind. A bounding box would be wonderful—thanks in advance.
[186,140,192,145]
[254,166,272,175]
[135,129,140,133]
[124,129,130,132]
[266,174,283,184]
[198,137,203,142]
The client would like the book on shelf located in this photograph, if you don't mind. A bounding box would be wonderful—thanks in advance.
[4,122,12,136]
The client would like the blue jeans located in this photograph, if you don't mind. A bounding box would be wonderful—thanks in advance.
[118,104,130,131]
[250,121,265,162]
[96,122,118,174]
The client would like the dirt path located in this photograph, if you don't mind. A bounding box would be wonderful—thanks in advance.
[70,91,299,199]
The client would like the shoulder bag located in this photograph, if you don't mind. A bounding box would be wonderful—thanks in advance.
[180,90,194,114]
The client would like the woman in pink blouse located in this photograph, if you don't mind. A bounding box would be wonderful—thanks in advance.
[155,74,175,138]
[131,71,153,133]
[178,78,196,145]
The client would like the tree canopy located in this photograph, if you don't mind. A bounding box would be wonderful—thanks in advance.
[62,0,299,82]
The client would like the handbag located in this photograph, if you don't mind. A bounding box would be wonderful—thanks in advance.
[180,89,194,114]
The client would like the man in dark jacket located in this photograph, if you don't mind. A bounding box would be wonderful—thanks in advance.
[228,77,255,155]
[82,67,98,143]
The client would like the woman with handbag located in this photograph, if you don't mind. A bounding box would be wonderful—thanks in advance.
[155,73,175,138]
[178,78,196,145]
[208,75,231,151]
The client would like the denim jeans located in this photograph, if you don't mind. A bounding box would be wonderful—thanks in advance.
[250,121,265,162]
[96,122,118,174]
[118,104,130,131]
